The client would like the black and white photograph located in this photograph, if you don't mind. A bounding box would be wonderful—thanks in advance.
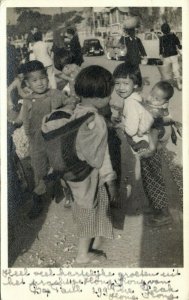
[1,1,189,299]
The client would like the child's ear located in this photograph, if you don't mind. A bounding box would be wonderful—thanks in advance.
[25,80,30,88]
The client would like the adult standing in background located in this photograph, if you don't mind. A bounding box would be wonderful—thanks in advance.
[32,31,57,89]
[65,27,84,66]
[159,22,182,90]
[118,27,147,87]
[26,26,39,61]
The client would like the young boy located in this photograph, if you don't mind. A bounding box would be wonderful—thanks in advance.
[159,22,182,90]
[22,60,73,219]
[113,63,172,226]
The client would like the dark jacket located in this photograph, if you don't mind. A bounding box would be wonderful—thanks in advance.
[160,33,182,58]
[119,35,147,66]
[69,34,84,66]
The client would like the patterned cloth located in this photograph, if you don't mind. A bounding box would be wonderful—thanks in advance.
[140,150,168,209]
[71,184,113,239]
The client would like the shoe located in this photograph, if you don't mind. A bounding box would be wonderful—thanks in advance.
[64,198,72,208]
[28,193,43,219]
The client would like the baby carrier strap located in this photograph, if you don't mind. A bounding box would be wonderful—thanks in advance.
[42,111,94,182]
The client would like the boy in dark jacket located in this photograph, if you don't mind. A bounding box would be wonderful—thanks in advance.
[159,23,182,90]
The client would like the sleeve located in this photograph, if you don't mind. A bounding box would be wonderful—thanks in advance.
[99,145,117,185]
[22,100,32,136]
[51,90,70,110]
[173,33,182,50]
[123,101,141,137]
[137,38,147,56]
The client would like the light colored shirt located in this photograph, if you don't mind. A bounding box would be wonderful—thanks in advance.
[32,41,53,67]
[122,92,154,137]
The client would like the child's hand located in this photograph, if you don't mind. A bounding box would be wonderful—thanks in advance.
[138,148,156,159]
[106,180,117,202]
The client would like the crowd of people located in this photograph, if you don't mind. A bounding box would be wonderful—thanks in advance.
[7,21,182,265]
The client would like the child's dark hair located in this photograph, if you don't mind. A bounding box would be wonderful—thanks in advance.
[75,65,114,98]
[154,81,174,100]
[60,52,74,70]
[33,31,43,42]
[113,63,142,87]
[17,63,26,75]
[23,60,47,78]
[66,27,76,36]
[161,23,171,35]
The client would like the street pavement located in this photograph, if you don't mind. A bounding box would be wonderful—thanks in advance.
[9,55,183,268]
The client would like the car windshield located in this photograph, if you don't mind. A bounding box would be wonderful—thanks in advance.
[84,40,99,46]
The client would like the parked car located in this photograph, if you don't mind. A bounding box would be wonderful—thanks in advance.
[82,39,104,56]
[105,34,127,61]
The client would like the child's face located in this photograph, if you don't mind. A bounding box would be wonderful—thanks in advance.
[147,86,168,107]
[26,70,48,94]
[63,65,74,76]
[114,77,136,99]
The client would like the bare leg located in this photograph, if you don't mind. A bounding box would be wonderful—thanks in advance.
[92,236,102,250]
[76,237,92,263]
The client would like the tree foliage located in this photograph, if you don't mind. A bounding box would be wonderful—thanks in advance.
[8,9,84,38]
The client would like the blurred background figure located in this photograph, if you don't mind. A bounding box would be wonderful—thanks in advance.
[65,27,84,66]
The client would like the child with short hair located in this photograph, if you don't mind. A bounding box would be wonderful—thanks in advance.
[113,63,172,226]
[22,60,73,219]
[42,65,116,264]
[56,62,81,98]
[7,64,31,114]
[160,22,182,90]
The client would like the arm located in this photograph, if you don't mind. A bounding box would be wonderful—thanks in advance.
[173,33,182,50]
[137,38,147,57]
[22,100,32,136]
[123,101,141,137]
[7,79,18,107]
[56,72,74,82]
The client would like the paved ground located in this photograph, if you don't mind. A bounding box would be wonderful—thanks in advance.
[8,56,183,268]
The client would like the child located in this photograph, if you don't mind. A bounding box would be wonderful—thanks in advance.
[56,62,81,98]
[32,32,57,89]
[113,64,174,157]
[7,64,31,114]
[113,63,172,226]
[65,27,84,66]
[117,27,147,87]
[22,60,73,219]
[42,65,116,264]
[159,23,182,90]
